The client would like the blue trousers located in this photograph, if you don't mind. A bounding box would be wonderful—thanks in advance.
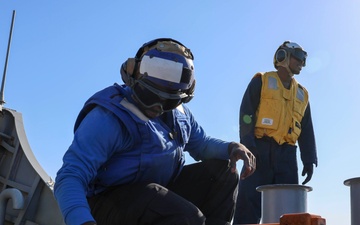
[233,137,298,224]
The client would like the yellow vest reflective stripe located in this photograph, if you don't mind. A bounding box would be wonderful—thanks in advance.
[254,71,309,145]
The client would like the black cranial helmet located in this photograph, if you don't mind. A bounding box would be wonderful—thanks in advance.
[273,41,307,69]
[120,38,195,112]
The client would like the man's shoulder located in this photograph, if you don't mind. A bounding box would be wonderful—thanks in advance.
[253,72,264,78]
[253,71,277,78]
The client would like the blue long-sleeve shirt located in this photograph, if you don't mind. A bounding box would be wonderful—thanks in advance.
[239,75,317,166]
[54,84,230,225]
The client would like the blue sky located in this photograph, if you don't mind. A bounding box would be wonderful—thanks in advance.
[1,1,359,224]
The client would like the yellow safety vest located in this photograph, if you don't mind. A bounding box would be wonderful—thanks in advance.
[254,71,309,145]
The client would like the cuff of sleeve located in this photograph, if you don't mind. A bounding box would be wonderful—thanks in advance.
[82,222,97,225]
[65,207,95,225]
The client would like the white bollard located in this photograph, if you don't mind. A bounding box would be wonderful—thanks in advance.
[256,184,312,224]
[344,177,360,225]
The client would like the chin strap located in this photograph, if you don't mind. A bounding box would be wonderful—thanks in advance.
[286,66,295,77]
[276,57,294,77]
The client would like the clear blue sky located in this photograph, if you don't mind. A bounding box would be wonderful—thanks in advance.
[1,1,359,224]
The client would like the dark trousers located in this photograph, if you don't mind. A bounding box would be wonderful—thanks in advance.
[233,138,298,224]
[88,159,239,225]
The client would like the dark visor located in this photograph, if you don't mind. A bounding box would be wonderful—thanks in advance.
[291,49,307,62]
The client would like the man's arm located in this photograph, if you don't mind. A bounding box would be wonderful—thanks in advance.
[54,106,132,225]
[298,102,317,184]
[239,75,262,150]
[298,102,318,166]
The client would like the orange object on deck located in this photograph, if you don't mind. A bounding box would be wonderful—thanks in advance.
[237,224,279,225]
[280,213,326,225]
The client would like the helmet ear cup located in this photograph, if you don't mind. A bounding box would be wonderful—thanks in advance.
[126,58,136,76]
[275,49,287,63]
[120,58,137,87]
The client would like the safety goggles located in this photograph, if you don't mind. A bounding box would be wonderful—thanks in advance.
[133,80,185,111]
[291,49,307,65]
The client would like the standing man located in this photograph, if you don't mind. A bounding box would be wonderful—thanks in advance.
[54,38,256,225]
[233,41,318,224]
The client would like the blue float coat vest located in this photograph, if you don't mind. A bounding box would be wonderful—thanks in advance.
[74,84,189,192]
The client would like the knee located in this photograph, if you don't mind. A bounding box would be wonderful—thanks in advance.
[178,213,206,225]
[146,183,206,225]
[146,183,166,192]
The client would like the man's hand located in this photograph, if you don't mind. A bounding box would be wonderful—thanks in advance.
[228,142,256,179]
[301,163,314,185]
